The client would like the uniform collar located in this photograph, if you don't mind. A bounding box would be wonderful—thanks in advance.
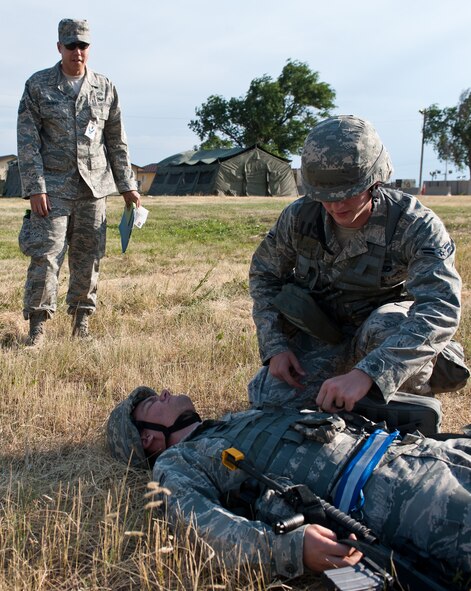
[322,192,387,262]
[49,61,99,94]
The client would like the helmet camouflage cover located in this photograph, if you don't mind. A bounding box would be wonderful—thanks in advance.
[106,386,157,467]
[301,115,393,202]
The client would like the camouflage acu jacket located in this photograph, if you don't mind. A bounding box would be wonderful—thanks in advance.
[151,407,471,580]
[17,61,137,199]
[249,188,461,397]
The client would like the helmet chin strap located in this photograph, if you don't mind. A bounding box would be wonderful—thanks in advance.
[134,411,202,448]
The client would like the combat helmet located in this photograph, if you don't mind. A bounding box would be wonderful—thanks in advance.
[107,386,157,467]
[107,386,202,468]
[301,115,393,202]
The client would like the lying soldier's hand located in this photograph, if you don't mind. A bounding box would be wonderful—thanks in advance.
[303,524,363,573]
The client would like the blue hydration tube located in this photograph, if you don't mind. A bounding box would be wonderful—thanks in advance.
[334,429,400,513]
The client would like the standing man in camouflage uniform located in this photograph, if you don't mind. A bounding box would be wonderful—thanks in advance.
[17,18,140,346]
[249,115,467,413]
[106,386,471,584]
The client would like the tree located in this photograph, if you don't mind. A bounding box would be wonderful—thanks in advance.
[188,59,336,158]
[423,89,471,176]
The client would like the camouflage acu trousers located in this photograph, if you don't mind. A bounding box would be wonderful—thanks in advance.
[249,301,434,407]
[19,184,106,319]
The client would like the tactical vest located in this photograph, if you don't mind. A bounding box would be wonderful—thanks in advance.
[189,409,364,500]
[289,191,470,392]
[294,189,407,324]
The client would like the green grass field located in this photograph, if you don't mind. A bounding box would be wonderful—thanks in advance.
[0,194,469,590]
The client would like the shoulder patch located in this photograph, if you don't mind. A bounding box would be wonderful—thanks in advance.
[421,240,455,259]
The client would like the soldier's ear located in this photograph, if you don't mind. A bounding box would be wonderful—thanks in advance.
[140,430,165,454]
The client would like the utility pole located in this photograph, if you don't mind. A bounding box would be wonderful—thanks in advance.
[418,109,427,192]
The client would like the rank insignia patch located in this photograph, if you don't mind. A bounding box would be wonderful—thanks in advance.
[421,240,455,259]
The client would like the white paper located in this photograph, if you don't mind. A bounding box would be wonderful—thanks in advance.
[133,206,149,228]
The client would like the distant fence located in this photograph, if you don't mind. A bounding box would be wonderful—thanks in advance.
[293,169,470,196]
[423,180,471,196]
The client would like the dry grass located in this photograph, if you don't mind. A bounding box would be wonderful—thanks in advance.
[0,194,469,590]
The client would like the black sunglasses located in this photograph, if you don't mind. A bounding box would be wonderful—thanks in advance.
[64,42,89,51]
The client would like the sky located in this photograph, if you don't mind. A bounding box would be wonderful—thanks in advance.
[1,0,470,184]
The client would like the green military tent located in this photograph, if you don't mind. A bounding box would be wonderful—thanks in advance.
[148,145,298,197]
[2,159,22,197]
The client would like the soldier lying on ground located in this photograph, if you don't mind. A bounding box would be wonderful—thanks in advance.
[107,386,471,584]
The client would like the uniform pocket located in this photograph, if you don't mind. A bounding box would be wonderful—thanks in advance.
[90,104,110,125]
[89,153,108,170]
[18,211,31,255]
[43,152,69,172]
[18,211,45,256]
[98,212,107,258]
[292,413,347,443]
[40,100,68,120]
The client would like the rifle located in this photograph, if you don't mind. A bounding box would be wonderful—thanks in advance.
[222,447,466,591]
